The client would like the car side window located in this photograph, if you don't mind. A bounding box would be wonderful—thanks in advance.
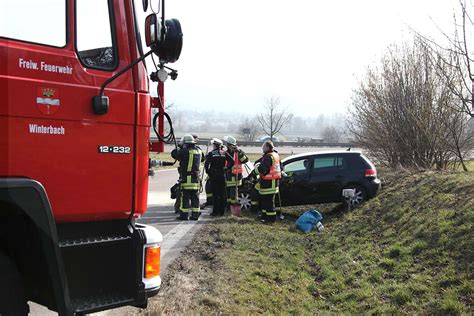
[283,159,308,176]
[313,156,345,173]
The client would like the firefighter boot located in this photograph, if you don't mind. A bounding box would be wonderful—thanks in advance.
[177,211,189,221]
[190,211,201,221]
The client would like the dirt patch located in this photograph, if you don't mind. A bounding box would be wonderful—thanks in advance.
[132,225,224,315]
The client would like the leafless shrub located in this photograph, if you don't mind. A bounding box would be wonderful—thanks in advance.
[348,40,473,170]
[322,125,343,143]
[238,117,258,142]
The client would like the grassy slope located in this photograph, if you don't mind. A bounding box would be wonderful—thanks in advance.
[150,170,473,314]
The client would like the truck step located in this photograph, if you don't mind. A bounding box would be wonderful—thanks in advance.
[71,292,135,313]
[59,235,131,248]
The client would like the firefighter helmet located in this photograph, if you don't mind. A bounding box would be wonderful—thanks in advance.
[223,135,237,146]
[262,140,274,152]
[211,138,223,146]
[182,134,196,144]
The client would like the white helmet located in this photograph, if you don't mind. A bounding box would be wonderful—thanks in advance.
[211,138,223,146]
[223,135,237,146]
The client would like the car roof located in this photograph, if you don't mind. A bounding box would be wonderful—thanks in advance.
[282,150,362,163]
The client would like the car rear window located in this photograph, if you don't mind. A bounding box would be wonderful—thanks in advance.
[358,154,375,169]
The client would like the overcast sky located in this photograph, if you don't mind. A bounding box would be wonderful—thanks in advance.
[1,0,463,117]
[149,0,461,116]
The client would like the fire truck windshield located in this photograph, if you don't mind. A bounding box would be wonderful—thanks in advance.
[0,0,66,47]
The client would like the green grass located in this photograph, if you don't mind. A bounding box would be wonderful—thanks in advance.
[464,160,474,172]
[158,169,474,314]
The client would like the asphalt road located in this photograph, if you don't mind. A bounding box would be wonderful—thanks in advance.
[30,168,209,315]
[138,168,209,271]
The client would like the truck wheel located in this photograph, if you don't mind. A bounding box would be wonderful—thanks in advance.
[0,251,29,316]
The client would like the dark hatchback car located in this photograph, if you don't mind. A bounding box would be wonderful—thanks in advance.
[277,151,381,207]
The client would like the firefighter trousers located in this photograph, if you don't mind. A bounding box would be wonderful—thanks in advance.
[250,187,260,212]
[226,185,238,205]
[210,176,226,215]
[260,193,276,223]
[180,189,200,219]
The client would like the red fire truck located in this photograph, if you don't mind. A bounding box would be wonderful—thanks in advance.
[0,0,182,314]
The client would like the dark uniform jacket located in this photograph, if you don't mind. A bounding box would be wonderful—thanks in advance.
[205,148,234,180]
[171,144,205,190]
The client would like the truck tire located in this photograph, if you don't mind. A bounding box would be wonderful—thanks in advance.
[0,251,29,316]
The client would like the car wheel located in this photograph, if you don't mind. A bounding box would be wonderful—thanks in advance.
[239,192,252,210]
[0,251,29,316]
[343,185,367,207]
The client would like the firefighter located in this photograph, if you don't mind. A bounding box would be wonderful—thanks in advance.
[223,135,249,211]
[171,134,205,220]
[253,141,282,223]
[204,138,234,216]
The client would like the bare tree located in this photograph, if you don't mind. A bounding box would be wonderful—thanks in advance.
[256,96,293,141]
[348,40,473,170]
[238,117,258,141]
[415,0,473,117]
[322,125,343,143]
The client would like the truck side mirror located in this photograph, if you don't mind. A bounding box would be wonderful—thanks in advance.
[145,14,183,64]
[145,14,162,47]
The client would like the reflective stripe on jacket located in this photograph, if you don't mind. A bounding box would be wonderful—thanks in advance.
[182,148,202,190]
[225,148,248,187]
[254,151,281,195]
[231,151,242,175]
[171,145,203,190]
[261,152,282,180]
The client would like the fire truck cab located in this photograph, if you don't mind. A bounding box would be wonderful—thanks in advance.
[0,0,181,314]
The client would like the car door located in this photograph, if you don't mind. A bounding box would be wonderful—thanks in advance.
[308,155,347,203]
[280,157,311,205]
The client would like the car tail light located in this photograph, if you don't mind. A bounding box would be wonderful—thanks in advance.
[145,246,161,278]
[365,168,377,178]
